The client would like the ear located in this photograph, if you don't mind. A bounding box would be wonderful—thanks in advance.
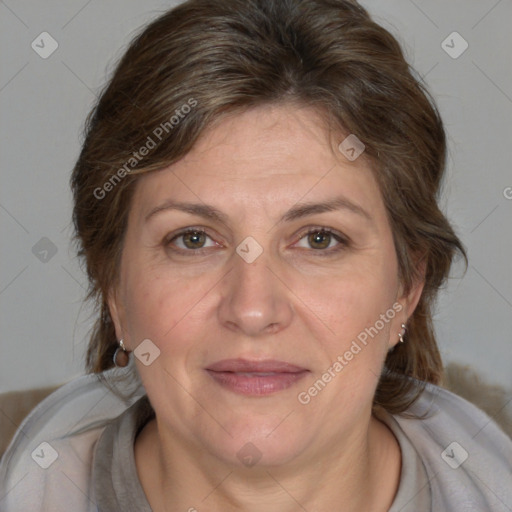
[107,287,124,343]
[390,255,426,348]
[400,272,425,319]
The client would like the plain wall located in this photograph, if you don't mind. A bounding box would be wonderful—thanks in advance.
[1,0,511,393]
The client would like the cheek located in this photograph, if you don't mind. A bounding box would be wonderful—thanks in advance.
[296,291,398,430]
[299,253,398,340]
[294,252,399,401]
[120,263,216,352]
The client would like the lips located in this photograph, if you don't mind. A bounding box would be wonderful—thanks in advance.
[206,358,307,373]
[205,358,309,396]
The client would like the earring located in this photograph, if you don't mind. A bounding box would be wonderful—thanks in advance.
[398,323,407,343]
[113,339,130,367]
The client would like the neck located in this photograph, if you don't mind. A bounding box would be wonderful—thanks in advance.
[135,412,401,512]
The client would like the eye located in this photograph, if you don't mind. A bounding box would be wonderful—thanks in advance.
[295,228,348,252]
[167,229,218,251]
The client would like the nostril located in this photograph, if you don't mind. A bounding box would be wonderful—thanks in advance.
[266,322,280,334]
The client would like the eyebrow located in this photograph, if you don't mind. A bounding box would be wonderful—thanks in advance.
[280,196,372,223]
[145,195,372,225]
[145,200,230,225]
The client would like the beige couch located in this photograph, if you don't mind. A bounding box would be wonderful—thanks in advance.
[1,364,511,458]
[0,385,60,458]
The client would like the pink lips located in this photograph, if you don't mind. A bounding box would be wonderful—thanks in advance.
[205,358,309,396]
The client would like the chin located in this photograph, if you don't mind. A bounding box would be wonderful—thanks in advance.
[203,415,311,469]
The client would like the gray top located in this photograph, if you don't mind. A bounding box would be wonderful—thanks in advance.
[92,395,430,511]
[93,395,154,511]
[1,364,511,511]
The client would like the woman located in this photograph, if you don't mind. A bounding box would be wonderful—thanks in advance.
[1,0,511,510]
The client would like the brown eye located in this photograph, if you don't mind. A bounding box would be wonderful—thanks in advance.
[307,230,333,250]
[182,230,207,249]
[295,228,348,254]
[167,229,217,252]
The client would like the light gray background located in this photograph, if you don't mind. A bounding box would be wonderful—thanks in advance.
[1,0,511,393]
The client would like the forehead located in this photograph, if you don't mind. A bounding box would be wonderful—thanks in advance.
[173,104,353,178]
[131,103,385,222]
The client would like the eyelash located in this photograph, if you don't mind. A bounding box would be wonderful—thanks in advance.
[295,227,350,255]
[164,227,218,255]
[164,226,350,256]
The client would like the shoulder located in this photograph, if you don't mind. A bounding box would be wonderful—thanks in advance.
[0,366,145,512]
[401,382,512,452]
[393,383,512,510]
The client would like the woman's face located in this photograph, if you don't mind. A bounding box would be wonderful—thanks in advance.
[110,103,422,468]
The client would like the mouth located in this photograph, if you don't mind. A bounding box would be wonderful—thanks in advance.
[205,358,309,396]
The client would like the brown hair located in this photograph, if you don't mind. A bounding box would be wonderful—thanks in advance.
[71,0,466,413]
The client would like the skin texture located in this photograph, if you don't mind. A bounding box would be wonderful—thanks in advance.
[109,104,424,512]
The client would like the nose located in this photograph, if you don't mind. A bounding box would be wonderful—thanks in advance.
[217,251,294,337]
